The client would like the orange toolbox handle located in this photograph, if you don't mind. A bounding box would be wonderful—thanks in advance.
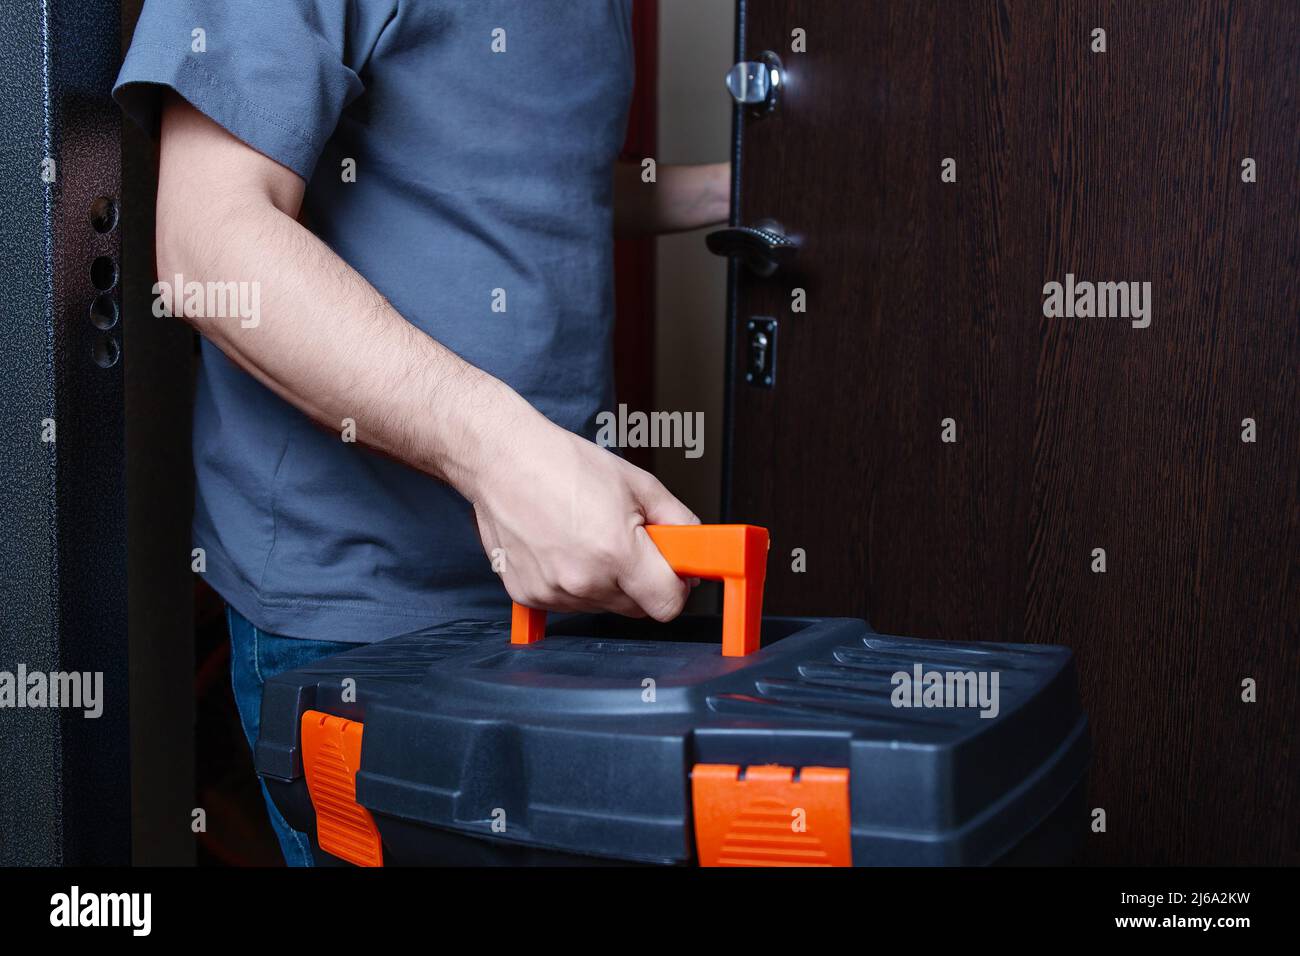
[510,523,769,657]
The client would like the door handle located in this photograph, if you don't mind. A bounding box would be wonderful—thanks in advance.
[705,223,796,277]
[725,51,783,117]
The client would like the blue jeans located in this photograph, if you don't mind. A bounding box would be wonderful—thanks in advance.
[226,605,356,866]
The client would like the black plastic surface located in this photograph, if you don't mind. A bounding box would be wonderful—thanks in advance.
[257,615,1088,865]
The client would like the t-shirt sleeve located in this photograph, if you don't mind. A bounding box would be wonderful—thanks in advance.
[113,0,364,180]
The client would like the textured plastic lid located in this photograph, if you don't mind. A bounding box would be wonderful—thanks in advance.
[257,614,1087,865]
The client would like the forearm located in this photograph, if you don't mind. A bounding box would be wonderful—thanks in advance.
[613,161,730,237]
[151,95,698,622]
[157,195,533,498]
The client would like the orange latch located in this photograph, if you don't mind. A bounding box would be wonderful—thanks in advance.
[511,523,769,657]
[300,711,383,867]
[692,764,852,867]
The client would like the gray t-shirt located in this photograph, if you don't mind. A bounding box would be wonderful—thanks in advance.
[115,0,633,641]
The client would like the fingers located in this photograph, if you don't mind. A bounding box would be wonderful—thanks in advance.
[498,539,646,618]
[618,472,696,619]
[552,574,645,617]
[477,449,700,623]
[502,562,645,618]
[618,524,690,622]
[632,471,700,527]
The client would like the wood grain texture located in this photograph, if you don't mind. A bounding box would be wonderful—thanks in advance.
[728,0,1298,864]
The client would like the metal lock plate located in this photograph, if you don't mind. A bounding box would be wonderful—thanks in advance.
[745,318,777,388]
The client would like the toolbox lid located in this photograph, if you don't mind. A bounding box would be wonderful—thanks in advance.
[257,614,1087,865]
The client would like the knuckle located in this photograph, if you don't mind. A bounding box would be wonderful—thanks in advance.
[555,565,605,600]
[646,586,686,623]
[515,585,545,608]
[577,541,625,580]
[586,531,626,566]
[509,586,538,608]
[514,576,561,609]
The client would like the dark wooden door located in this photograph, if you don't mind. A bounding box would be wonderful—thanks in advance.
[725,0,1298,865]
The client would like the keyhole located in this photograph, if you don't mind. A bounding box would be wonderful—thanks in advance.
[750,332,769,372]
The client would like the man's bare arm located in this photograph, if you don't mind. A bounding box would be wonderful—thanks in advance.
[157,94,695,620]
[157,99,520,491]
[613,160,729,237]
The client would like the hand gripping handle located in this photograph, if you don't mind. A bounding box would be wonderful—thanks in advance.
[509,524,770,657]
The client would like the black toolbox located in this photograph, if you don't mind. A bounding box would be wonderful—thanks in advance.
[255,611,1089,866]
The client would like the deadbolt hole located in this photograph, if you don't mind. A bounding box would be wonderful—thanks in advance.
[92,334,120,369]
[90,256,118,292]
[90,196,118,234]
[90,293,118,330]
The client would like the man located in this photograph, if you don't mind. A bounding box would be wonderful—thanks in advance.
[114,0,728,864]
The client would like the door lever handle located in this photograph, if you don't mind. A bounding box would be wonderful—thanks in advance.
[705,223,797,277]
